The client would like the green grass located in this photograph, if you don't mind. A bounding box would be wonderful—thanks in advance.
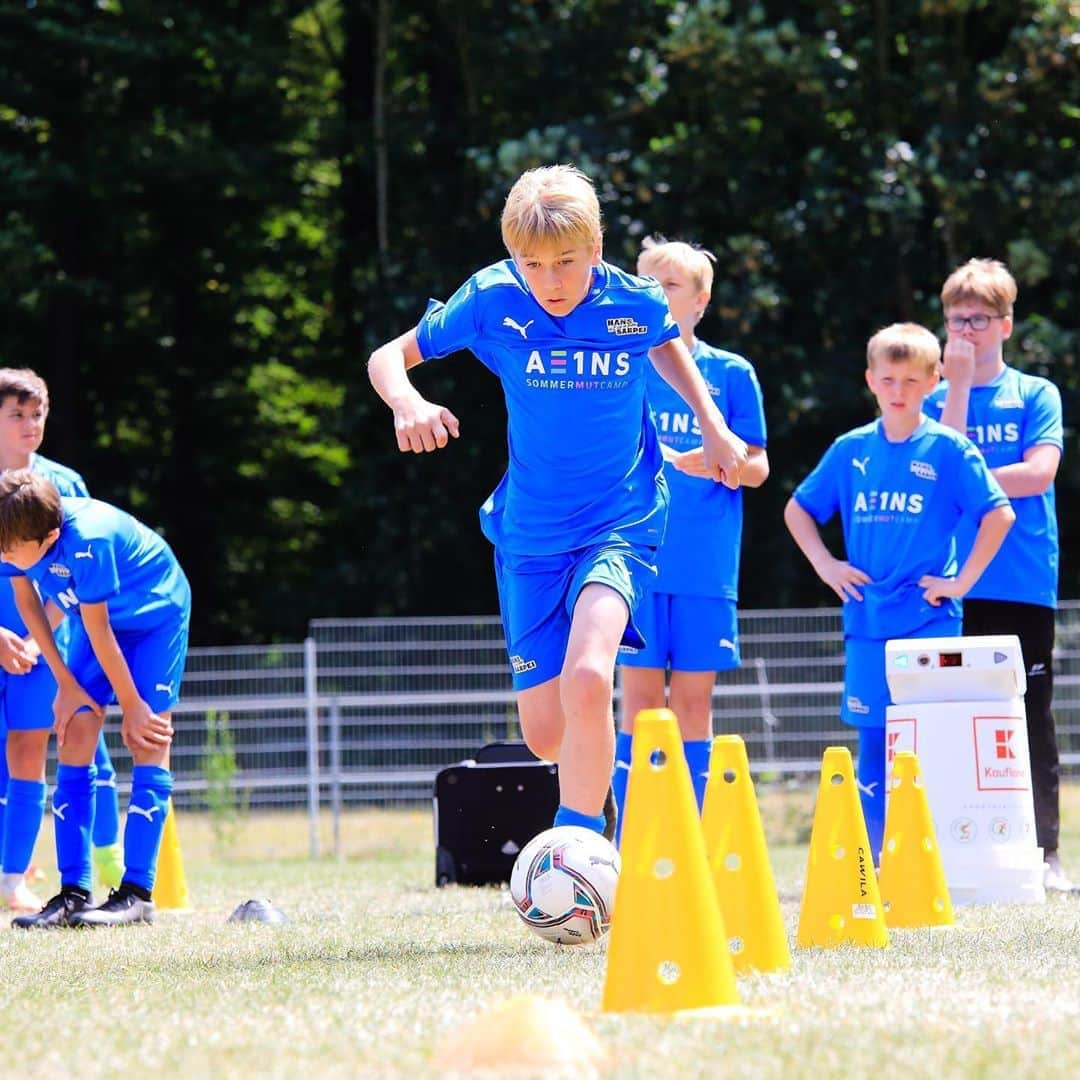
[3,787,1079,1078]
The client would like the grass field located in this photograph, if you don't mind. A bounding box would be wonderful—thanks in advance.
[3,785,1079,1078]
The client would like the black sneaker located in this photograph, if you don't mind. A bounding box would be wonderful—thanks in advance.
[69,883,155,927]
[11,887,92,930]
[602,785,618,843]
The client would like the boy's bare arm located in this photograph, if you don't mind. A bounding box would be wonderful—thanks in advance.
[368,327,461,453]
[673,445,770,488]
[919,504,1015,605]
[784,498,871,602]
[649,338,748,488]
[939,338,975,433]
[79,601,173,753]
[988,444,1061,499]
[12,577,71,681]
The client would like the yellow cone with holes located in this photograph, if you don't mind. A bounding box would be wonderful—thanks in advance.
[702,735,791,973]
[152,801,191,911]
[602,709,740,1013]
[879,751,954,928]
[796,746,889,949]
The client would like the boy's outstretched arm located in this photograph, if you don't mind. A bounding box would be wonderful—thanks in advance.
[649,338,748,488]
[919,504,1015,605]
[11,577,103,742]
[79,601,173,754]
[784,497,871,602]
[368,328,461,454]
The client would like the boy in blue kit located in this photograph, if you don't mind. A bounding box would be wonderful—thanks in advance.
[614,239,769,841]
[0,369,122,916]
[929,258,1074,893]
[369,166,749,839]
[784,323,1014,857]
[0,469,191,928]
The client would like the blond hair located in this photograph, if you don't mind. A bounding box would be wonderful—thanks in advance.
[866,322,941,375]
[500,165,602,255]
[941,258,1017,316]
[637,236,716,297]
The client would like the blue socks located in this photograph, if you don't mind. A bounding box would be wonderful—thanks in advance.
[54,763,96,892]
[856,726,886,863]
[553,804,606,836]
[123,765,173,893]
[611,731,633,847]
[683,738,712,812]
[2,778,47,875]
[92,735,120,848]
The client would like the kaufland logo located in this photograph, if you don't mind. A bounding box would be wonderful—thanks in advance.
[994,729,1016,760]
[973,716,1029,791]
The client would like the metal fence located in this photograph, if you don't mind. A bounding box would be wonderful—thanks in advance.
[87,602,1080,845]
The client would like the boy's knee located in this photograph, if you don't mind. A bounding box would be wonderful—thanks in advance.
[560,658,613,714]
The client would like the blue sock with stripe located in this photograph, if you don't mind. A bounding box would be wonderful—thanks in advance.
[611,731,633,848]
[92,735,121,848]
[2,778,47,875]
[683,738,713,813]
[553,804,606,836]
[123,765,173,893]
[856,726,887,864]
[54,764,96,892]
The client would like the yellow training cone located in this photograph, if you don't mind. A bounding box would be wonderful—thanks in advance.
[702,735,791,973]
[431,995,606,1075]
[602,709,740,1013]
[152,801,191,911]
[879,752,954,929]
[796,747,889,949]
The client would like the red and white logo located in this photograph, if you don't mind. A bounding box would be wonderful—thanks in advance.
[973,715,1029,791]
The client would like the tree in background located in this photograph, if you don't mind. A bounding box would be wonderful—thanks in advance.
[1,0,1075,639]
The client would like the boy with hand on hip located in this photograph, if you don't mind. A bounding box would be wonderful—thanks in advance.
[929,258,1074,893]
[368,165,748,839]
[614,238,769,841]
[0,470,191,928]
[784,323,1014,857]
[0,369,122,916]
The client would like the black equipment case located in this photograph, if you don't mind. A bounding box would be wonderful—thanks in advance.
[433,741,559,886]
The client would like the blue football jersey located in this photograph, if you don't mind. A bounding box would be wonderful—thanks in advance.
[648,341,768,598]
[0,454,89,635]
[4,498,191,632]
[793,417,1009,639]
[415,259,680,556]
[926,367,1062,608]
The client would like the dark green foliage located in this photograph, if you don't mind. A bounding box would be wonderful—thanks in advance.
[1,1,1076,639]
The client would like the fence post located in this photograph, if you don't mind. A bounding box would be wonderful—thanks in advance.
[304,636,320,858]
[754,657,778,767]
[330,697,342,860]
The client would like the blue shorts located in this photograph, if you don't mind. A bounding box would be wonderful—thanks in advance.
[495,540,657,691]
[67,617,190,716]
[618,593,740,672]
[842,616,959,728]
[0,658,57,732]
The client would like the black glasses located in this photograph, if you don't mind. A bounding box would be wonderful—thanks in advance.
[945,314,1006,332]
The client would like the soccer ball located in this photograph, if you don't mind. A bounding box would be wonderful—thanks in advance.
[509,826,620,945]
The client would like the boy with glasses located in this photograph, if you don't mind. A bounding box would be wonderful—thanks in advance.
[929,258,1074,893]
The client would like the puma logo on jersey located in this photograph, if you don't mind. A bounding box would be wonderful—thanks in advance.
[852,456,870,475]
[74,544,94,559]
[718,638,736,652]
[502,316,534,339]
[128,804,161,822]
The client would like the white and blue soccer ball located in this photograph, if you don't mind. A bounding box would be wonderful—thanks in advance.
[509,825,620,946]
